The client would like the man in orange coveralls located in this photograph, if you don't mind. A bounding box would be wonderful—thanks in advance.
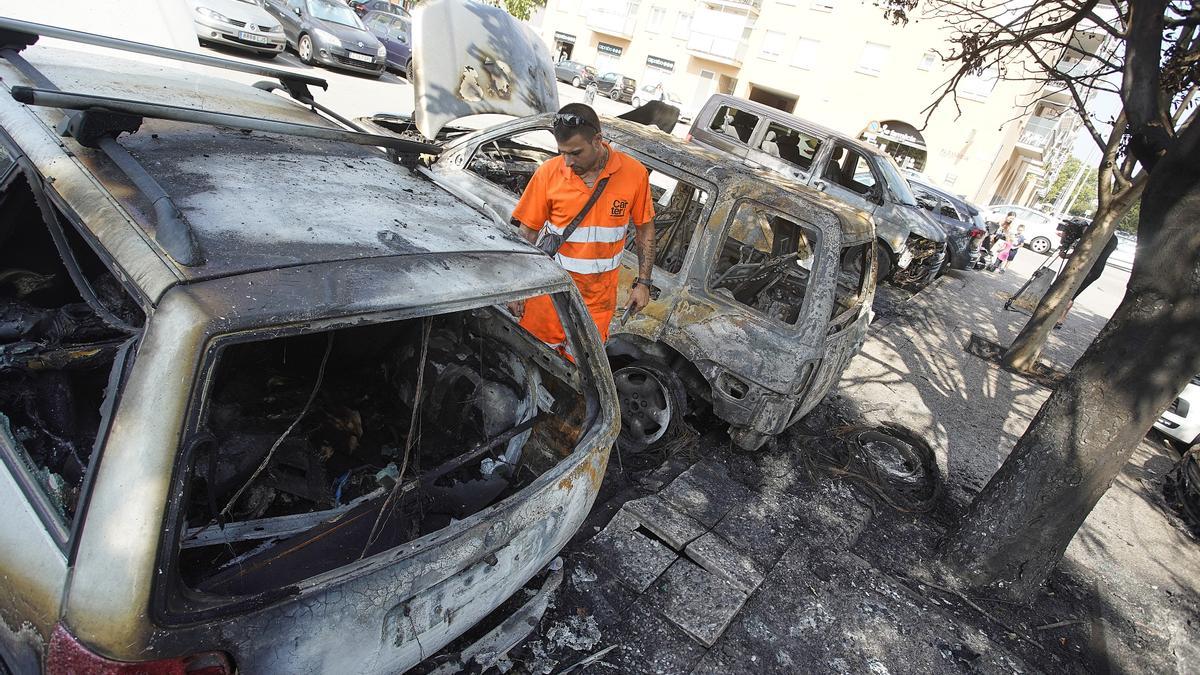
[507,103,656,354]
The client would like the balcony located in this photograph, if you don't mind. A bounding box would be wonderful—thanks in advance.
[686,33,748,66]
[1041,59,1096,105]
[702,0,762,14]
[586,8,637,39]
[1015,115,1058,157]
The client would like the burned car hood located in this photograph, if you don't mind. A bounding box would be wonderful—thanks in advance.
[896,204,947,243]
[411,0,559,139]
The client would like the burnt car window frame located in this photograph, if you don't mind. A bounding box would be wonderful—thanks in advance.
[153,288,604,625]
[704,197,825,330]
[828,242,871,334]
[607,144,717,280]
[463,126,558,198]
[0,152,146,553]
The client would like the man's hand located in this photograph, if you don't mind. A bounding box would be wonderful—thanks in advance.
[507,299,526,318]
[628,283,651,315]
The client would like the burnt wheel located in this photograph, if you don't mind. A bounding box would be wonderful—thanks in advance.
[614,363,686,452]
[875,244,893,282]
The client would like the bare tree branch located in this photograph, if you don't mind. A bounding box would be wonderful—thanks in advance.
[1123,0,1172,168]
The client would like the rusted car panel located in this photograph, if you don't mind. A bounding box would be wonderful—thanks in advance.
[411,115,875,450]
[411,0,559,139]
[0,18,617,673]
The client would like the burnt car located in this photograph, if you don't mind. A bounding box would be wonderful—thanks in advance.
[361,112,877,452]
[908,178,986,272]
[689,95,947,287]
[0,4,616,673]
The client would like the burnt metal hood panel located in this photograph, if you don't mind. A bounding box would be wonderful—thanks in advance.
[411,0,559,139]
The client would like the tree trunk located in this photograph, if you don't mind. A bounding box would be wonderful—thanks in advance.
[1000,183,1143,372]
[939,130,1200,602]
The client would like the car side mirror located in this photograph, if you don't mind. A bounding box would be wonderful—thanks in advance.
[293,6,302,15]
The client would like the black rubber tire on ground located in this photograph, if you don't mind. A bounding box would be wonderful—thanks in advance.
[613,362,687,452]
[1029,236,1052,254]
[875,243,894,282]
[572,76,581,87]
[404,58,413,82]
[297,34,314,65]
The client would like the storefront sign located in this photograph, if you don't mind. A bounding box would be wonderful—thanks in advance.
[646,55,675,71]
[597,42,623,57]
[554,31,576,44]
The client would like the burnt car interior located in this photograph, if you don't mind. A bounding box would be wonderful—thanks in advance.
[0,159,143,528]
[711,204,816,325]
[466,130,557,196]
[830,243,871,332]
[626,168,709,275]
[175,303,591,599]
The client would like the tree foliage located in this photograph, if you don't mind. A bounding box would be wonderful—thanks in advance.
[494,0,546,21]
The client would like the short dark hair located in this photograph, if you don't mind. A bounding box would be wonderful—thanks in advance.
[552,103,601,143]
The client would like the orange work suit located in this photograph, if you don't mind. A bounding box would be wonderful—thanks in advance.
[511,143,654,352]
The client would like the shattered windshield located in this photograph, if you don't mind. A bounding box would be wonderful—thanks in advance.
[308,0,365,28]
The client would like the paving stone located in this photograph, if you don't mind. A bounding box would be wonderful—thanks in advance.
[595,600,708,675]
[557,556,640,629]
[711,489,809,569]
[691,543,1033,675]
[623,494,708,551]
[684,531,765,594]
[643,557,749,647]
[658,460,754,528]
[581,508,678,593]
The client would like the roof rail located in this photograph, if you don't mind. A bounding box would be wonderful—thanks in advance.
[10,86,444,155]
[0,16,327,100]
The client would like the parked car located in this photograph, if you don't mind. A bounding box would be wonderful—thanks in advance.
[631,84,681,109]
[0,4,617,672]
[186,0,287,57]
[361,111,877,452]
[688,95,947,287]
[983,204,1060,254]
[262,0,386,77]
[908,178,987,271]
[1155,375,1200,450]
[589,72,637,103]
[553,59,596,87]
[348,0,408,17]
[362,9,411,78]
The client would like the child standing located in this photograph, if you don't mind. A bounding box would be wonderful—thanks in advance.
[1000,224,1027,272]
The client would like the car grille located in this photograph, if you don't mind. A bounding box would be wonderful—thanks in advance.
[227,18,247,28]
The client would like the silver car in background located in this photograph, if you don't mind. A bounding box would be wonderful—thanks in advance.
[188,0,286,56]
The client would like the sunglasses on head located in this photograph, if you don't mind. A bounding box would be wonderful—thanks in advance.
[553,113,597,132]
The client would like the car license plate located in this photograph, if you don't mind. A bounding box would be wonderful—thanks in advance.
[238,31,270,44]
[897,249,914,269]
[347,51,373,63]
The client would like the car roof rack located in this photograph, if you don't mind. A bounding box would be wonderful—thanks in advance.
[0,18,444,267]
[0,16,328,100]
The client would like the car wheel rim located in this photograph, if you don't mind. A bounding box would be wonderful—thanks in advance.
[572,77,580,86]
[299,37,312,61]
[1031,237,1050,254]
[614,366,672,446]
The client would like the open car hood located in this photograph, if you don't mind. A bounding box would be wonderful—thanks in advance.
[411,0,559,139]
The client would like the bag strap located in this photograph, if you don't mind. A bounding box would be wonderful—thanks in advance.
[559,176,610,244]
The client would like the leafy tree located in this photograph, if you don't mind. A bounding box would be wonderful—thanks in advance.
[887,0,1200,601]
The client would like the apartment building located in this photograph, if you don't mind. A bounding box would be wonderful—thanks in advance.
[541,0,1098,208]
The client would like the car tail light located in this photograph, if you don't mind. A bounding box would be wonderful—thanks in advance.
[969,228,985,238]
[48,624,233,675]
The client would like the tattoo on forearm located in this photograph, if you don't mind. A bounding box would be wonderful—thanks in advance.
[636,223,656,279]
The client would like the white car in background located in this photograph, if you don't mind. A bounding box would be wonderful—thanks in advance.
[188,0,286,57]
[1155,375,1200,449]
[984,204,1060,254]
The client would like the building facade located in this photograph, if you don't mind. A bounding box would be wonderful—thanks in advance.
[540,0,1095,208]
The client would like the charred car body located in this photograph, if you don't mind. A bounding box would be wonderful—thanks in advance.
[0,5,618,673]
[362,112,877,452]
